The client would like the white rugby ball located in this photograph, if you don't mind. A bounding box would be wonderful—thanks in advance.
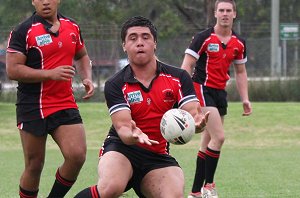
[160,109,195,145]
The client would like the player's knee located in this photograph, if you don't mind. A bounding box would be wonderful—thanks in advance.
[73,151,86,166]
[65,148,86,166]
[163,188,184,198]
[26,157,44,176]
[98,183,124,198]
[217,132,225,145]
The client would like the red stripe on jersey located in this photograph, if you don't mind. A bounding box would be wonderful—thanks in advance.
[193,82,206,107]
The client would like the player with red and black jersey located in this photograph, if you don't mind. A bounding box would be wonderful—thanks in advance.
[6,1,94,198]
[187,27,247,90]
[181,1,252,198]
[104,60,198,155]
[75,16,208,198]
[7,12,84,123]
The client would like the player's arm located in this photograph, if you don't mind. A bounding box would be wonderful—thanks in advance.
[111,110,159,145]
[180,53,197,76]
[181,101,209,133]
[234,63,252,116]
[6,52,75,83]
[74,46,94,99]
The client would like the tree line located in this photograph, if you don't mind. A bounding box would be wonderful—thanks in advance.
[0,0,299,41]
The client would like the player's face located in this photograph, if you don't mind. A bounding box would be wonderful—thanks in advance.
[123,26,157,67]
[215,2,236,28]
[32,0,60,21]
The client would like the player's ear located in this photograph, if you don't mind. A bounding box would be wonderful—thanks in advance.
[122,43,126,53]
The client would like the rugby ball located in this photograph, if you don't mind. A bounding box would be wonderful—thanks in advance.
[160,109,195,145]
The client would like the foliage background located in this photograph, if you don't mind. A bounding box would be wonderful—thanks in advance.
[0,0,300,102]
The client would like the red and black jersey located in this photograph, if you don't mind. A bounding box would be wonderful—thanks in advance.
[185,27,247,90]
[7,12,85,124]
[104,61,198,154]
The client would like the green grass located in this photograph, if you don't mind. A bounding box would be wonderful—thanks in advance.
[1,102,300,198]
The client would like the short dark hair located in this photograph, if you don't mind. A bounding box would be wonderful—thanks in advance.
[215,0,236,11]
[121,16,157,43]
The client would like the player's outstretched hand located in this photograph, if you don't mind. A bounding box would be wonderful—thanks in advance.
[131,120,159,145]
[194,103,209,133]
[195,111,209,133]
[242,100,252,116]
[82,79,94,99]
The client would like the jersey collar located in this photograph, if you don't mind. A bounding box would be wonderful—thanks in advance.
[123,60,162,83]
[33,12,62,36]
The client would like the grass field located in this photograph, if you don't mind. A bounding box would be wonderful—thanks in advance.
[1,102,300,198]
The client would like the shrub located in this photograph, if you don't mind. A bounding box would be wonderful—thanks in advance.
[227,77,300,102]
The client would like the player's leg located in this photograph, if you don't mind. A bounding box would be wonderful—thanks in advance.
[188,131,210,198]
[189,83,211,197]
[48,123,86,197]
[19,129,47,198]
[201,106,224,198]
[203,107,224,151]
[141,166,184,198]
[75,151,133,198]
[98,151,133,197]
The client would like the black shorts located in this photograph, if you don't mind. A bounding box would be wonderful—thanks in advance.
[194,83,228,116]
[100,136,180,198]
[17,108,82,136]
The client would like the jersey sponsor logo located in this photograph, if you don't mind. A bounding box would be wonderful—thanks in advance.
[127,91,143,104]
[35,34,53,47]
[162,89,175,102]
[208,43,219,52]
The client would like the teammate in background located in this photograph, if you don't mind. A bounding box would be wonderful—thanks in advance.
[6,0,94,197]
[181,0,252,198]
[74,16,208,198]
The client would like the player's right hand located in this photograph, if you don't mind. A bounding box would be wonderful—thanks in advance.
[131,120,159,145]
[48,65,75,81]
[242,100,252,116]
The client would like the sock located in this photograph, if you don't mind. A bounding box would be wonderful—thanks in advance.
[19,186,38,198]
[191,151,206,193]
[74,185,100,198]
[47,168,75,198]
[205,147,220,184]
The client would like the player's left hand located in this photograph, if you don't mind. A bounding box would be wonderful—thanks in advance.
[82,79,94,99]
[242,100,252,116]
[194,103,209,133]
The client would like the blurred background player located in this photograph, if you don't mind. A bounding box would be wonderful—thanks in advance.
[74,16,208,198]
[181,0,252,197]
[6,0,94,197]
